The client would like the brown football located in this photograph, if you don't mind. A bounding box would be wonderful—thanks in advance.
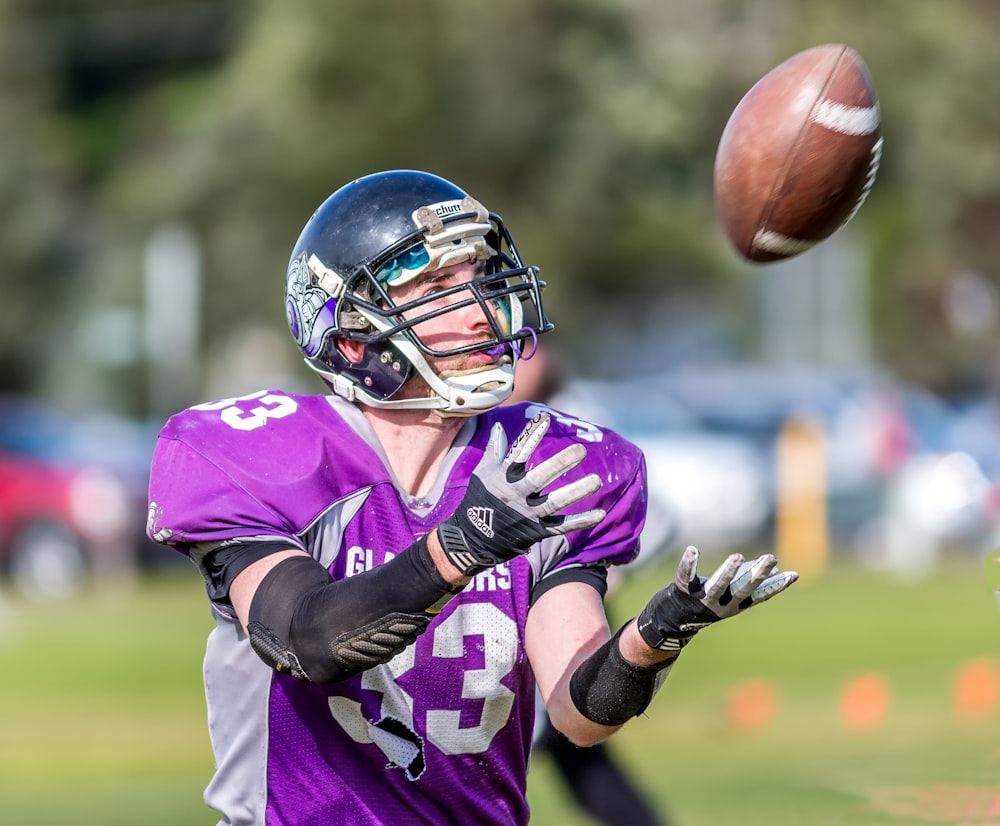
[714,44,882,263]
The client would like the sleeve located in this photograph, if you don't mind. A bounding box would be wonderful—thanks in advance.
[560,445,647,569]
[146,433,300,555]
[529,564,608,606]
[530,432,649,587]
[196,539,306,608]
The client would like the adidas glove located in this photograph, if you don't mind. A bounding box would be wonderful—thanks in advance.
[636,545,799,652]
[438,412,605,575]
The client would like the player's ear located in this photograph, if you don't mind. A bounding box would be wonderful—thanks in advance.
[337,339,365,364]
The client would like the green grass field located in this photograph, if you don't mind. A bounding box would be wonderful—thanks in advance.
[0,552,997,825]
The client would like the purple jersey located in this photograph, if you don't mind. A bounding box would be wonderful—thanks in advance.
[147,390,647,826]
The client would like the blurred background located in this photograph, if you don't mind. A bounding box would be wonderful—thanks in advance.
[2,1,1000,824]
[2,0,1000,595]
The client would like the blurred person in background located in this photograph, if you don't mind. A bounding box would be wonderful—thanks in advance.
[508,343,668,826]
[146,170,798,826]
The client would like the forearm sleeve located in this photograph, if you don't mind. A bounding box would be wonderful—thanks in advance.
[569,624,676,727]
[247,535,460,683]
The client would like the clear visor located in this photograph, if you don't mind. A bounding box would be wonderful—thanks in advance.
[344,204,549,360]
[376,214,497,287]
[378,245,432,287]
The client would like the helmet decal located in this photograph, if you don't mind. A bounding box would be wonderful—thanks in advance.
[286,252,338,358]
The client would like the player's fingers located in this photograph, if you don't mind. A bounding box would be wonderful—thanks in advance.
[522,443,587,491]
[749,570,799,605]
[506,412,549,465]
[546,507,606,535]
[730,554,778,602]
[675,545,700,592]
[540,472,602,514]
[486,422,509,464]
[705,553,745,601]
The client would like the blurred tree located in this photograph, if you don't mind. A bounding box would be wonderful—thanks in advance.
[0,0,241,411]
[92,0,776,404]
[783,0,1000,396]
[0,0,80,391]
[4,0,1000,413]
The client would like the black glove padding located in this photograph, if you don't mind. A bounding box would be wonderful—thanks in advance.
[438,412,606,575]
[636,545,799,652]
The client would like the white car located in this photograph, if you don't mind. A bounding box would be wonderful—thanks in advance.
[548,378,772,564]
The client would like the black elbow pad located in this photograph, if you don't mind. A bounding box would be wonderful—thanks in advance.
[247,538,458,683]
[301,611,432,683]
[247,556,330,681]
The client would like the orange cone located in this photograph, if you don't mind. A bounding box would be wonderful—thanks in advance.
[840,673,891,732]
[954,658,999,721]
[727,678,778,731]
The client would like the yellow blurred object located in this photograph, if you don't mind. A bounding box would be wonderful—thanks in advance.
[775,416,829,581]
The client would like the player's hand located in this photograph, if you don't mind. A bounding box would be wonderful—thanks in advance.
[437,412,605,575]
[636,545,798,652]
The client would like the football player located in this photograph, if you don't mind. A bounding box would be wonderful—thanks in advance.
[147,170,798,825]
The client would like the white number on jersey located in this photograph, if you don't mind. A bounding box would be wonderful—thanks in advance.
[192,390,299,432]
[326,602,517,775]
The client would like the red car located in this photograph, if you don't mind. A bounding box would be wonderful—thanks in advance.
[0,398,140,599]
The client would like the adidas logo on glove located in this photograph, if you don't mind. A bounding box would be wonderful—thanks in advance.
[466,507,495,538]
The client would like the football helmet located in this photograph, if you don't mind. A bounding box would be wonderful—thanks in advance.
[285,170,552,414]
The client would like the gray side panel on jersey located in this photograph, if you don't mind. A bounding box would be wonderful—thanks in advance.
[301,487,371,569]
[202,611,273,826]
[525,534,572,590]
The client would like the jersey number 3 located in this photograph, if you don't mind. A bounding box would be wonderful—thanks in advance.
[192,390,298,432]
[327,603,517,778]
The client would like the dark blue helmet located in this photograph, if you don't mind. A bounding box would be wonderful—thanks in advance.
[285,170,551,414]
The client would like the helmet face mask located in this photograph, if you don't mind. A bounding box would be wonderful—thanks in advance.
[285,171,552,415]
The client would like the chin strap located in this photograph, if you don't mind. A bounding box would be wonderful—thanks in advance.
[314,357,517,416]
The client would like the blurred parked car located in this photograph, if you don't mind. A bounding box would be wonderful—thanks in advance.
[634,365,902,540]
[556,365,997,575]
[0,396,157,598]
[943,395,1000,571]
[946,396,1000,481]
[858,449,994,577]
[550,376,772,560]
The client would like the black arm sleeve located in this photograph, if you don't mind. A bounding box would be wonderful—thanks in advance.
[247,535,461,683]
[569,624,676,727]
